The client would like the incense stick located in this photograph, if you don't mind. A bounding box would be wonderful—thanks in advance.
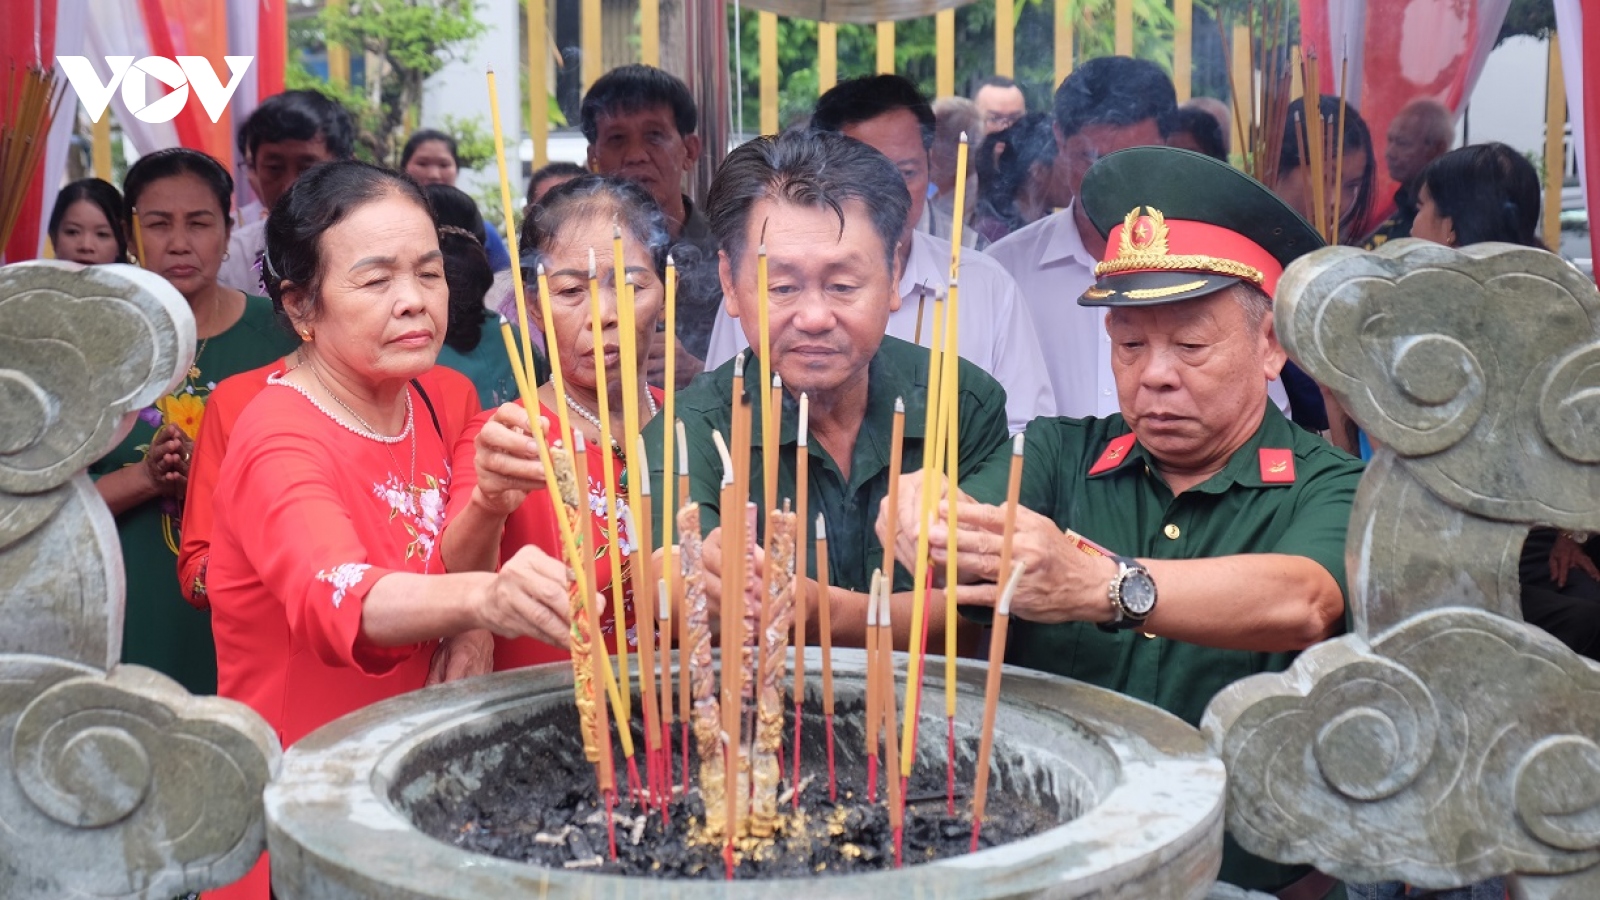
[970,563,1025,851]
[791,391,811,806]
[878,578,905,867]
[676,417,693,795]
[587,247,634,733]
[816,514,836,801]
[486,68,539,403]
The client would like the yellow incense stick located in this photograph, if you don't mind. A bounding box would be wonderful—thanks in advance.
[536,263,577,458]
[131,208,147,268]
[901,295,947,777]
[948,133,969,279]
[793,392,811,683]
[485,68,537,393]
[942,277,962,720]
[613,228,659,751]
[588,247,633,726]
[660,254,678,651]
[757,241,777,520]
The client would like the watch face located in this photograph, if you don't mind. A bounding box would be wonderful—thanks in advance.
[1120,569,1157,616]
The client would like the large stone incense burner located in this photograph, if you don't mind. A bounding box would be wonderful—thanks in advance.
[10,240,1600,899]
[266,650,1224,898]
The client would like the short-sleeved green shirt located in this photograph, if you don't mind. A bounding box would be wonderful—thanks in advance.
[961,402,1363,893]
[643,335,1010,593]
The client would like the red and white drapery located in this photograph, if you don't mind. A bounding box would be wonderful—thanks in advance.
[2,0,285,262]
[1299,0,1511,237]
[1554,0,1596,270]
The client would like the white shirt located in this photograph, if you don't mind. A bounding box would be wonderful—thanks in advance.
[985,204,1288,418]
[702,230,1056,433]
[219,218,267,295]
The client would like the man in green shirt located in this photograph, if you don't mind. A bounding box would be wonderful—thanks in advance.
[882,146,1364,896]
[643,129,1009,647]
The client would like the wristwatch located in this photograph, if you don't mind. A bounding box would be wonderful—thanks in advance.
[1099,555,1157,632]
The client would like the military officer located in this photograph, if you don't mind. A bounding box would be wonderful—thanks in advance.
[881,145,1364,896]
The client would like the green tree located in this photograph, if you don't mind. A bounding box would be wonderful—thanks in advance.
[288,0,486,165]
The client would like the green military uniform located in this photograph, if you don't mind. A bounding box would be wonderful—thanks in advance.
[959,145,1365,896]
[961,402,1361,730]
[643,335,1010,592]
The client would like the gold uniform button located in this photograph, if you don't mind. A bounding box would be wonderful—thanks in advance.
[1163,523,1181,540]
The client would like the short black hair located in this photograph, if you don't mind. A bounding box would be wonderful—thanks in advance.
[1278,95,1376,244]
[975,113,1056,235]
[237,89,356,161]
[526,161,590,207]
[973,75,1019,94]
[1053,56,1177,142]
[1420,142,1542,248]
[49,178,128,262]
[707,130,909,278]
[123,148,234,223]
[424,183,488,246]
[263,160,433,318]
[1165,107,1227,160]
[812,75,936,152]
[579,65,697,143]
[440,227,492,353]
[401,129,458,168]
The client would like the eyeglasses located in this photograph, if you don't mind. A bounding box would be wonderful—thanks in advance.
[984,112,1024,130]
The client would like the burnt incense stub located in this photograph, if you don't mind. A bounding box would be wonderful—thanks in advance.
[266,650,1226,899]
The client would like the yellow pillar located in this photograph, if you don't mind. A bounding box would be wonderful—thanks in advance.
[936,10,955,97]
[528,0,549,168]
[1054,0,1072,87]
[1544,34,1566,253]
[818,23,837,93]
[92,114,112,181]
[1115,0,1132,56]
[877,22,894,74]
[1231,24,1251,156]
[760,12,779,134]
[582,0,602,88]
[641,0,659,66]
[995,0,1014,78]
[1173,0,1192,102]
[327,0,349,86]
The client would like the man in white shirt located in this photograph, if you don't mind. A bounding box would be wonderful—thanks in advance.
[984,57,1177,420]
[987,57,1295,420]
[218,90,354,294]
[702,75,1055,432]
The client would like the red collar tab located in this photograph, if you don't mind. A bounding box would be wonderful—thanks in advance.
[1258,448,1296,484]
[1089,433,1138,476]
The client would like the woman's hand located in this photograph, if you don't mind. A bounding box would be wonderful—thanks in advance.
[475,544,578,645]
[471,403,547,517]
[426,629,496,685]
[145,423,192,498]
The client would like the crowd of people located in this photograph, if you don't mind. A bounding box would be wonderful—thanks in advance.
[41,52,1593,900]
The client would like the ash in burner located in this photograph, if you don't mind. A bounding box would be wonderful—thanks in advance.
[398,695,1064,878]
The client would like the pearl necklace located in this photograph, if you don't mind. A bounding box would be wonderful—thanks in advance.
[564,390,658,458]
[269,369,417,492]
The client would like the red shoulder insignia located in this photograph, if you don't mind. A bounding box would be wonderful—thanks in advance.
[1259,448,1296,484]
[1089,433,1138,476]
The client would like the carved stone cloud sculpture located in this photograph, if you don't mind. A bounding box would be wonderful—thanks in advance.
[0,261,278,898]
[1203,241,1600,898]
[0,260,193,668]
